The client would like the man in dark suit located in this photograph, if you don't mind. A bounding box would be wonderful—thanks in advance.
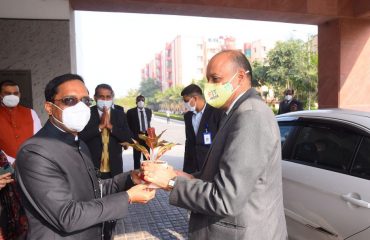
[15,74,155,240]
[80,84,133,179]
[277,88,303,114]
[143,50,287,239]
[126,95,152,169]
[113,104,124,112]
[181,84,223,173]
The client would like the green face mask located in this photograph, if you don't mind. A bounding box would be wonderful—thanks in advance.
[204,72,238,108]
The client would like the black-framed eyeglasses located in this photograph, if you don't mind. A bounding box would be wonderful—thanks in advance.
[53,96,92,107]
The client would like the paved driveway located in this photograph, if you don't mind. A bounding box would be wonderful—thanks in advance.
[115,116,189,240]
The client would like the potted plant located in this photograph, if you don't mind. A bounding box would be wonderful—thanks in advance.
[122,127,179,187]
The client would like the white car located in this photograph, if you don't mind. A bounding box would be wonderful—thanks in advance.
[277,109,370,240]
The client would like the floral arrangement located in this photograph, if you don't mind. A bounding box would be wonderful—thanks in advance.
[122,127,179,162]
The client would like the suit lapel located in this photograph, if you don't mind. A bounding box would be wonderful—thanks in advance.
[185,112,196,139]
[196,104,211,138]
[218,88,259,132]
[134,107,140,131]
[145,108,151,128]
[91,106,100,123]
[200,88,260,172]
[196,104,211,142]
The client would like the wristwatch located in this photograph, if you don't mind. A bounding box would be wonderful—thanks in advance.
[167,177,177,190]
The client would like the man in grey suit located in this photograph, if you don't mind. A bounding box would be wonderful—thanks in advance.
[16,74,155,240]
[142,50,287,239]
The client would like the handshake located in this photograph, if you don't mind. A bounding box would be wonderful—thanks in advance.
[125,161,178,204]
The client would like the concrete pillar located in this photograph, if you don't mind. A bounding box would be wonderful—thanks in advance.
[318,18,370,111]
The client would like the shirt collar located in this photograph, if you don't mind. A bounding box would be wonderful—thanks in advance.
[198,103,207,114]
[226,91,247,115]
[50,120,66,132]
[193,103,206,115]
[46,120,79,146]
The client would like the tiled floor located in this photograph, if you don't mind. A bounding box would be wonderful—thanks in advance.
[114,116,188,240]
[114,190,189,240]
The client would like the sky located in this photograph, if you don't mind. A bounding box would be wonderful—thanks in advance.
[74,11,317,98]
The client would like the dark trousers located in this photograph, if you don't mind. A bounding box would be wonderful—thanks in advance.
[103,221,116,240]
[133,140,150,169]
[96,171,114,240]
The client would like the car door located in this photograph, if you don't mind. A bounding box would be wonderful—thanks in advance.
[279,120,370,240]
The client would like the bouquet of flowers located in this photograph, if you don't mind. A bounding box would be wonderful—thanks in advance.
[122,127,179,162]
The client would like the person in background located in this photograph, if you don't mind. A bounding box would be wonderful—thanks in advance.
[166,110,171,124]
[142,50,287,240]
[126,95,152,169]
[277,88,303,114]
[0,150,27,240]
[16,73,155,240]
[181,84,223,173]
[80,84,133,179]
[0,80,41,163]
[80,84,134,239]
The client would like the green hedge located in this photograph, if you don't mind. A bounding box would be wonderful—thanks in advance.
[154,112,184,121]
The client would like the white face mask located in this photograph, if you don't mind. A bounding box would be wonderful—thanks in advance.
[96,99,113,111]
[51,101,91,132]
[2,95,20,107]
[137,101,145,108]
[184,98,196,112]
[285,95,293,101]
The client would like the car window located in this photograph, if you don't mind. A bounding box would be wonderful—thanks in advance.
[351,137,370,180]
[290,124,359,172]
[279,125,295,146]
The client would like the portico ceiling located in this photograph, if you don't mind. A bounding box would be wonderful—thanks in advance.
[69,0,370,25]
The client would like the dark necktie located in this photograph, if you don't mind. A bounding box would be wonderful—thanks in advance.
[140,110,146,132]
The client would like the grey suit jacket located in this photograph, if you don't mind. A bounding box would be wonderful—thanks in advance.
[169,88,287,240]
[16,121,134,240]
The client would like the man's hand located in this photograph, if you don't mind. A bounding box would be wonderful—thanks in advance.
[99,107,112,130]
[99,107,107,130]
[104,107,112,130]
[141,161,177,189]
[130,170,142,185]
[126,184,156,204]
[0,172,13,190]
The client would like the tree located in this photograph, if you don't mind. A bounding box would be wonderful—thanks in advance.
[194,77,207,90]
[138,78,161,109]
[252,61,268,87]
[266,38,318,108]
[155,86,183,112]
[114,89,139,110]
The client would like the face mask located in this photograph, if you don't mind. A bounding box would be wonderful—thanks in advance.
[137,101,145,108]
[50,101,91,132]
[204,71,245,108]
[184,98,196,112]
[2,95,20,107]
[285,95,293,101]
[96,100,113,111]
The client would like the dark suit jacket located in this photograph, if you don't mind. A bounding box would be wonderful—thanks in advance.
[277,99,303,114]
[113,104,124,112]
[79,106,133,176]
[183,104,223,173]
[126,107,152,140]
[16,121,134,240]
[169,89,287,239]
